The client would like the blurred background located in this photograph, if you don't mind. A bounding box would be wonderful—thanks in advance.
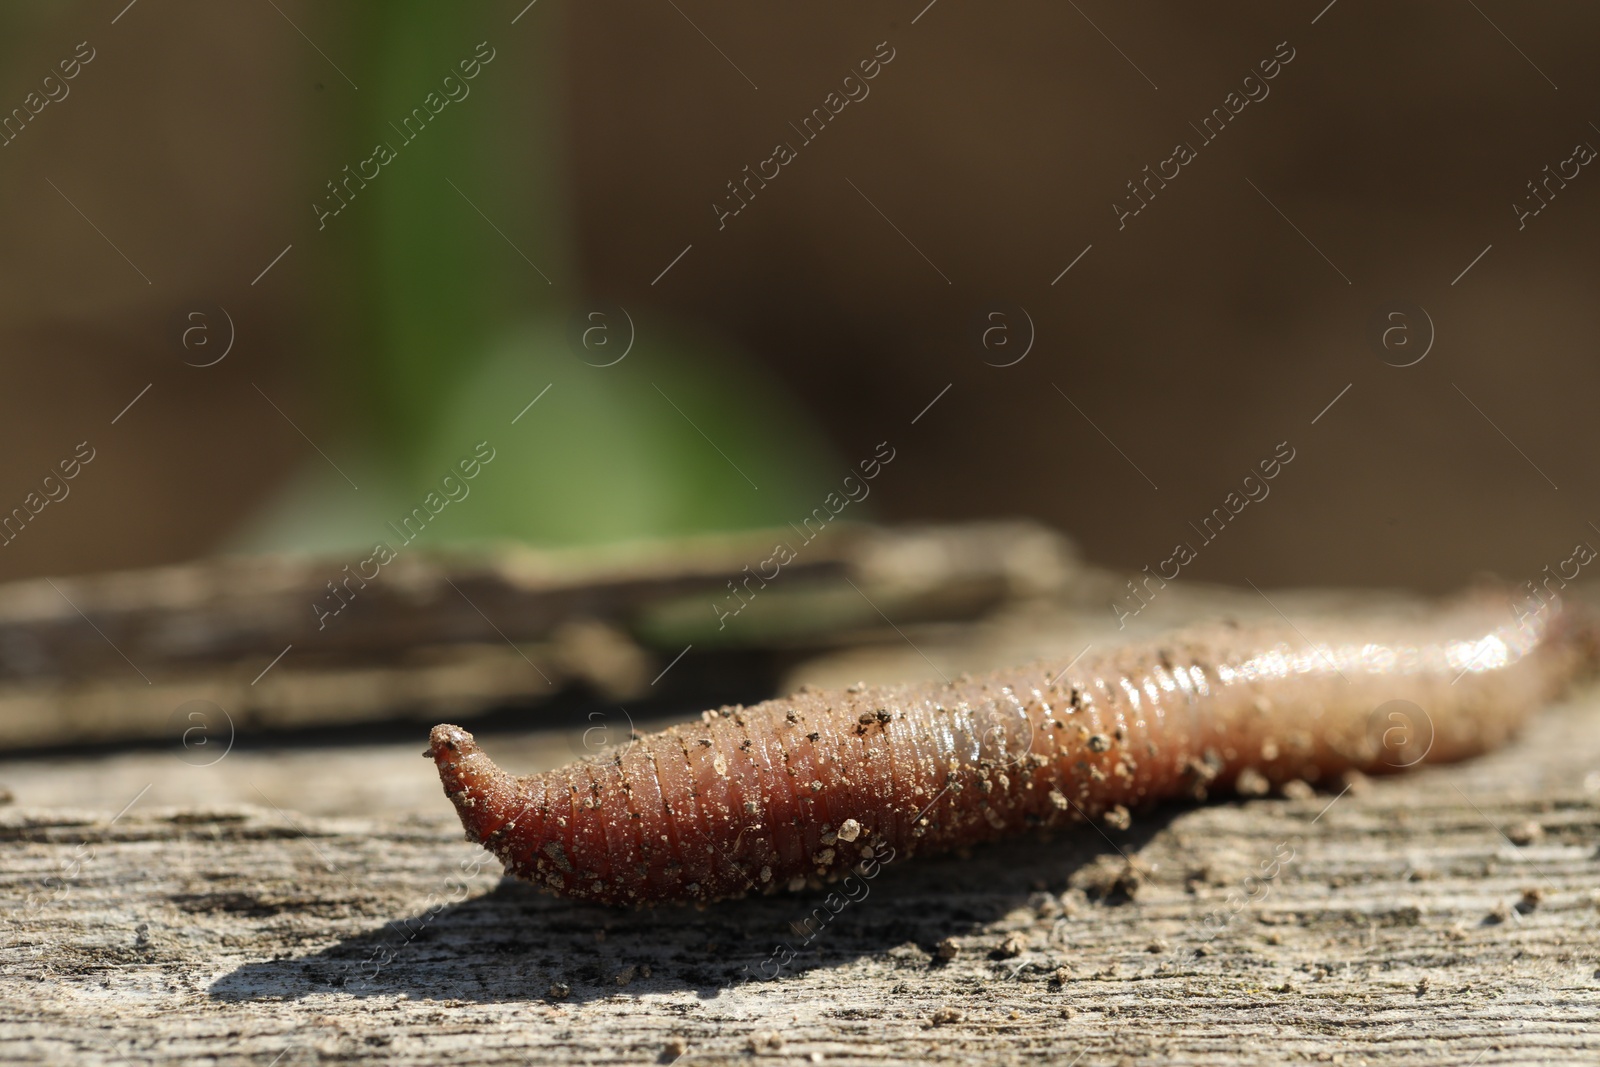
[2,0,1597,593]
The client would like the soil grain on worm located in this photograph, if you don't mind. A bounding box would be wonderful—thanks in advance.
[430,595,1590,906]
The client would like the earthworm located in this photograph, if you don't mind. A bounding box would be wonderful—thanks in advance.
[428,592,1594,907]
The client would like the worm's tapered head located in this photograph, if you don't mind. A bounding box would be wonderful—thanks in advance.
[427,723,519,846]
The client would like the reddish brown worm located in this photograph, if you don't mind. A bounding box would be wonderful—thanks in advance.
[429,594,1593,907]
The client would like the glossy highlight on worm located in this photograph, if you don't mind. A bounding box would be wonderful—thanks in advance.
[428,594,1593,907]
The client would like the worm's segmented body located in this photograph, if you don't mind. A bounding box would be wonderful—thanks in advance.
[429,596,1590,906]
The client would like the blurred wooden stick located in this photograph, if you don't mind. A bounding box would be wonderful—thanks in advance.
[0,522,1078,749]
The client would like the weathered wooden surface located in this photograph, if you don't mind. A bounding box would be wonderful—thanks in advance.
[4,650,1599,1064]
[3,546,1598,1065]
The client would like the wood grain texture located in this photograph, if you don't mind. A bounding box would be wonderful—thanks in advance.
[4,687,1599,1064]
